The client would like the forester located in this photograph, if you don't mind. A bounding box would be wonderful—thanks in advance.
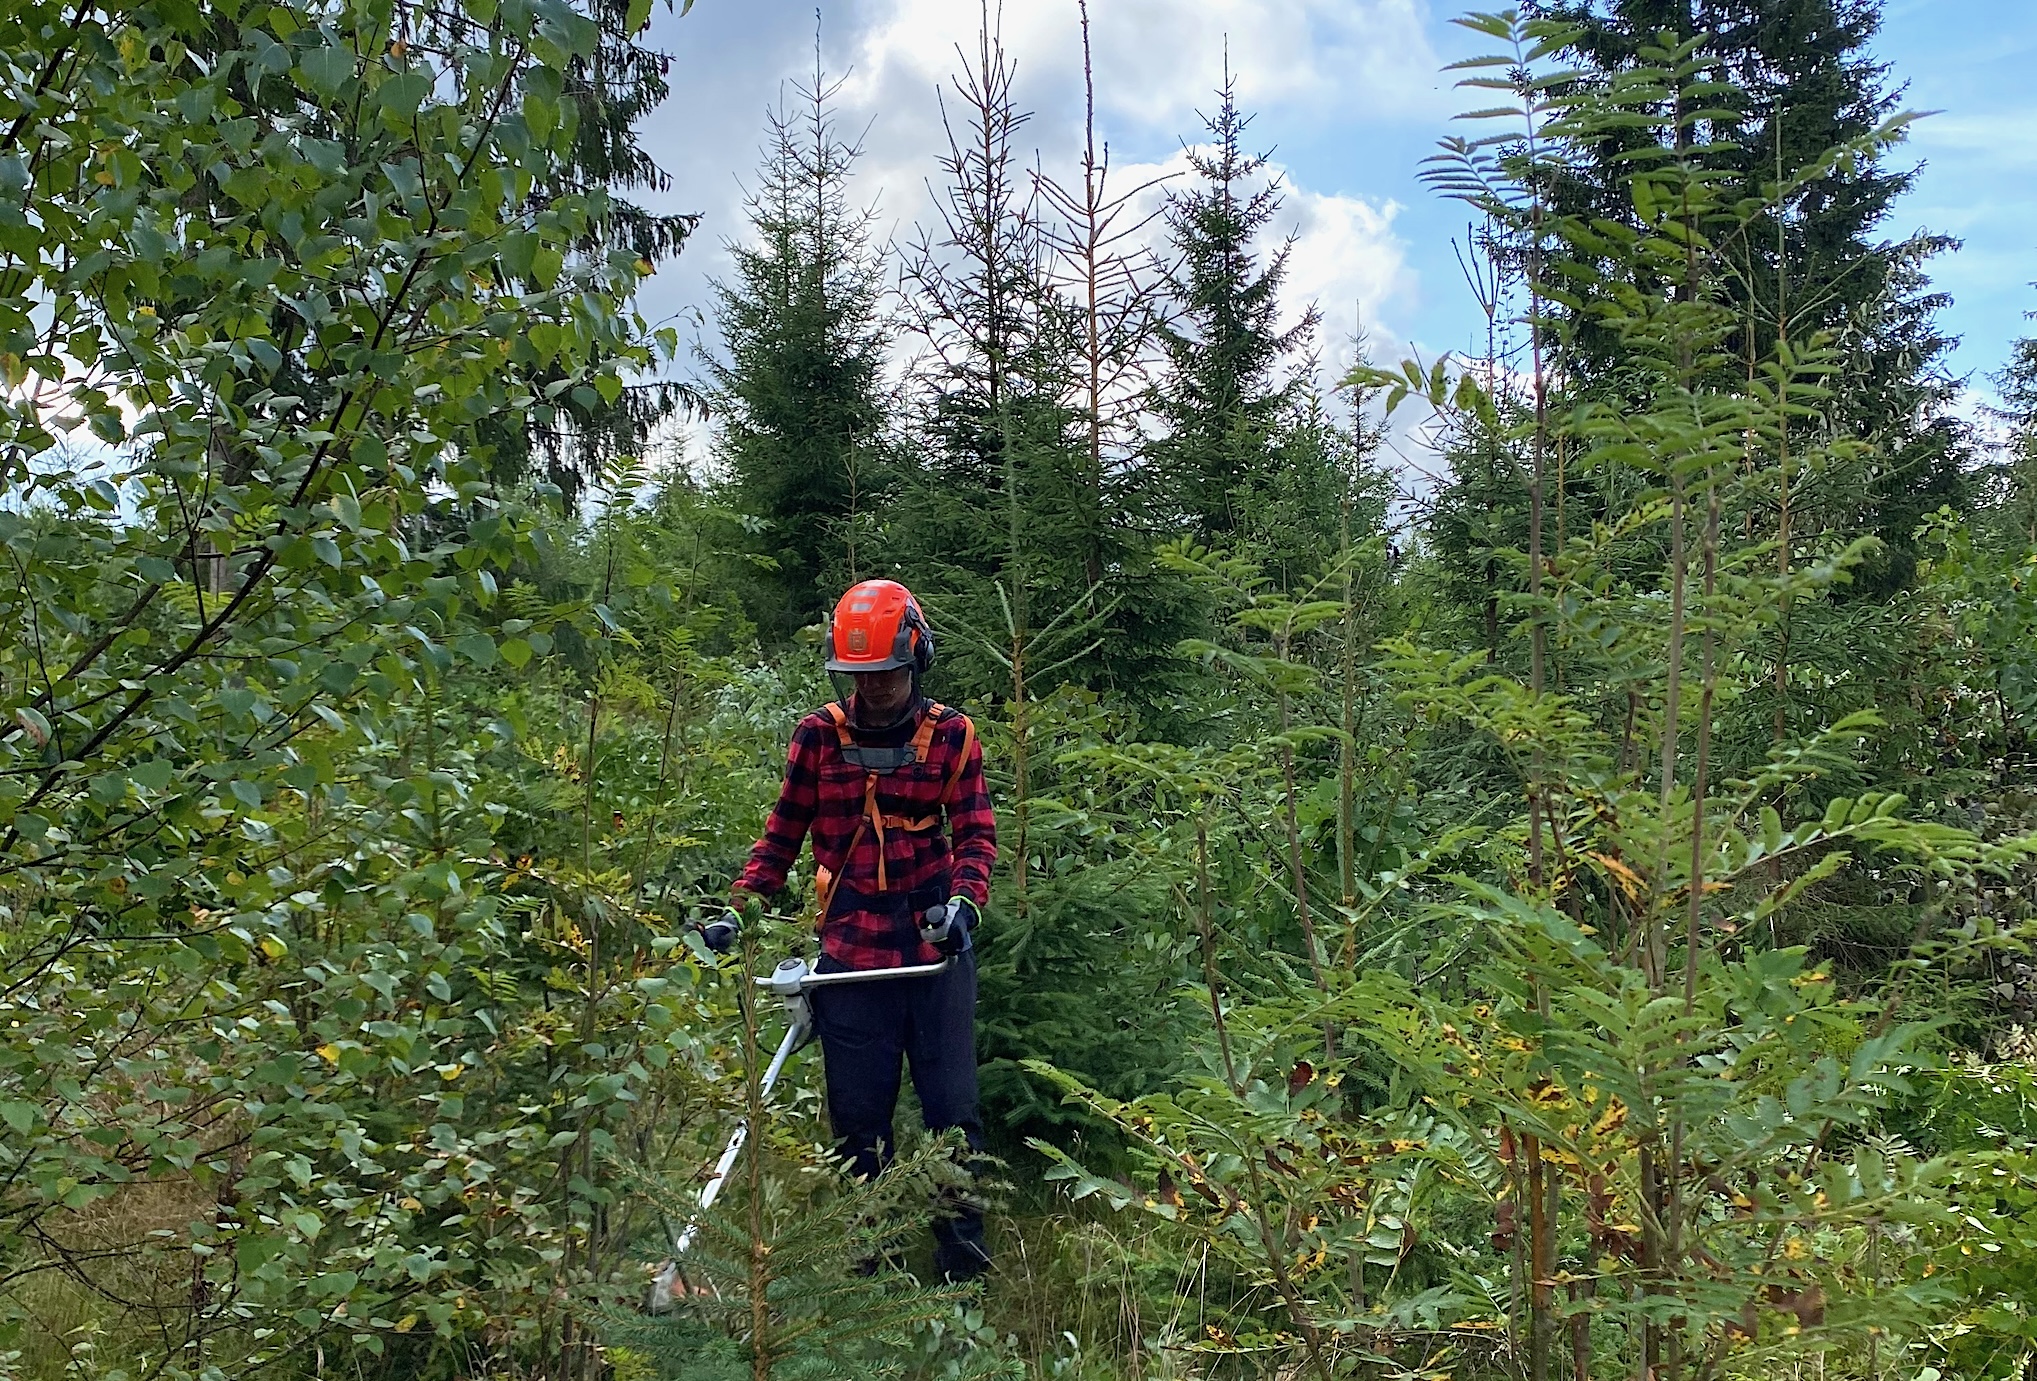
[706,579,997,1282]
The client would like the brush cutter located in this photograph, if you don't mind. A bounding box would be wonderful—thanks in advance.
[644,948,955,1312]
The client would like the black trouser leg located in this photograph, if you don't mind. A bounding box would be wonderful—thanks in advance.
[813,967,907,1182]
[813,947,990,1281]
[903,947,989,1281]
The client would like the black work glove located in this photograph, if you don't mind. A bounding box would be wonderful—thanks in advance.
[919,895,980,956]
[698,908,741,955]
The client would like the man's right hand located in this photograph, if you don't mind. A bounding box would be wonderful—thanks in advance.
[698,909,741,954]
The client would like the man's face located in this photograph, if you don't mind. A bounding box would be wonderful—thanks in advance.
[852,665,914,719]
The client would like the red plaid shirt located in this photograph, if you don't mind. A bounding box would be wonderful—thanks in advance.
[734,699,996,970]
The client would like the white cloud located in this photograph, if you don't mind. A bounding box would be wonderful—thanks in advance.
[1281,184,1412,369]
[844,0,1445,133]
[826,0,1442,296]
[845,0,1425,355]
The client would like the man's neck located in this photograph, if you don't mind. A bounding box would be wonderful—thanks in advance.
[850,693,921,732]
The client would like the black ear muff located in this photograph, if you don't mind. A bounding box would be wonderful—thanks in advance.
[905,600,935,675]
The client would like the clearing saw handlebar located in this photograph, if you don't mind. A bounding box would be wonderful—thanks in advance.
[762,953,952,992]
[755,954,951,1063]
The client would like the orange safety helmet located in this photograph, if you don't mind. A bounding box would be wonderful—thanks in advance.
[824,579,936,675]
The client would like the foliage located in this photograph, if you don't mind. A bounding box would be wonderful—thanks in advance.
[0,0,695,1371]
[6,2,2037,1380]
[599,925,1013,1381]
[1542,0,1972,590]
[481,0,705,506]
[1021,9,2037,1381]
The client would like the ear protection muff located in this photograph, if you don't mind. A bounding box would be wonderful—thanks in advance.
[896,598,935,676]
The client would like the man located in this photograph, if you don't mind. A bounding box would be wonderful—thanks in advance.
[704,578,997,1281]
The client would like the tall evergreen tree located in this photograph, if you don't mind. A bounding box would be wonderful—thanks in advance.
[1984,324,2037,547]
[1541,0,1970,590]
[705,61,892,641]
[1150,72,1336,581]
[889,9,1197,715]
[890,11,1079,680]
[481,0,704,505]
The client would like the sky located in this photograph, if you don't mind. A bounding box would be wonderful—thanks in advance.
[629,0,2037,458]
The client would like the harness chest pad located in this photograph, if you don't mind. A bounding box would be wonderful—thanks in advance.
[838,741,922,774]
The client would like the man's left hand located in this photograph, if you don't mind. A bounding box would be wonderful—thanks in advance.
[920,896,979,955]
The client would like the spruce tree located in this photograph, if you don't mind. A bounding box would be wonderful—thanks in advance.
[890,10,1181,706]
[706,62,892,642]
[1985,328,2037,548]
[887,15,1207,726]
[1540,0,1970,589]
[481,0,704,506]
[1150,72,1335,580]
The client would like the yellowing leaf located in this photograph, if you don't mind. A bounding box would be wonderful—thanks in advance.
[1588,851,1646,902]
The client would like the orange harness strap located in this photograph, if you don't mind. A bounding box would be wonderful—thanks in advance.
[814,703,975,919]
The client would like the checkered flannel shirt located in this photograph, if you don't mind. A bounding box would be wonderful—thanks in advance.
[734,701,996,970]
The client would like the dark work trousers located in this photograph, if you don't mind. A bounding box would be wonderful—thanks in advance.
[810,942,990,1281]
